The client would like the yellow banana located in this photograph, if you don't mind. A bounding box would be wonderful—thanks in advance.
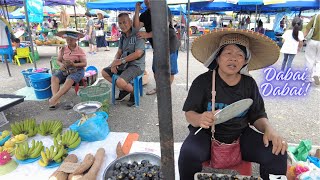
[38,159,48,167]
[41,151,49,163]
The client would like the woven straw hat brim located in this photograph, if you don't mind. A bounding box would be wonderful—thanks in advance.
[191,28,280,71]
[56,29,84,39]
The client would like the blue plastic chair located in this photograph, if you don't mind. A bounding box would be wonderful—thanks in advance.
[265,30,277,41]
[0,26,13,63]
[111,74,143,107]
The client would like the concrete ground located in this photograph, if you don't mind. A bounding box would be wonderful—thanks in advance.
[1,43,319,175]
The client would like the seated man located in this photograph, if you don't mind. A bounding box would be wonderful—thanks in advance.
[49,30,87,110]
[102,13,145,107]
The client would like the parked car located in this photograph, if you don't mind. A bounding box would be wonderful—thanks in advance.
[189,15,218,34]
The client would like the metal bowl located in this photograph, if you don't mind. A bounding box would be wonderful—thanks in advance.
[103,152,161,179]
[73,101,102,115]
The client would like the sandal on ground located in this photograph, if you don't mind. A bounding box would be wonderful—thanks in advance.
[63,102,74,110]
[146,88,157,95]
[49,104,59,111]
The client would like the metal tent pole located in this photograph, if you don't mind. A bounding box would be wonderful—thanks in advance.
[23,0,37,68]
[4,27,12,77]
[73,5,78,30]
[150,0,175,179]
[186,0,190,91]
[179,5,182,51]
[254,5,258,30]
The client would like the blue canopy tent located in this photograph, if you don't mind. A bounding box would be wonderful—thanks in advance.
[0,0,75,6]
[190,1,238,12]
[87,0,147,11]
[0,9,24,19]
[9,6,58,19]
[267,0,319,11]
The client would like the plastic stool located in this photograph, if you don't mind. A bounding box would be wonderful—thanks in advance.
[112,74,143,107]
[74,78,87,95]
[202,160,252,176]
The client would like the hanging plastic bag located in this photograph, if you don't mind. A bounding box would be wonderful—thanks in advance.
[69,111,110,142]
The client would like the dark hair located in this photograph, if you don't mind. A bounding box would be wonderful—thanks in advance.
[118,13,129,18]
[258,20,263,28]
[14,38,20,43]
[292,17,302,41]
[85,12,91,17]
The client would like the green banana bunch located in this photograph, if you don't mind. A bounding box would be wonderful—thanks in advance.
[10,119,38,137]
[57,130,81,150]
[14,142,30,160]
[14,140,44,160]
[28,140,44,158]
[38,145,67,167]
[38,120,63,137]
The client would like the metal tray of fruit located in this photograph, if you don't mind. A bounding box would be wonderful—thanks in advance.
[103,152,161,179]
[194,173,262,180]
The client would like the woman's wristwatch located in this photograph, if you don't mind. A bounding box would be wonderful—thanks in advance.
[121,57,126,64]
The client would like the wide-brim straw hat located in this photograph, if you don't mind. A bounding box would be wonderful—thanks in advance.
[191,28,280,71]
[56,29,84,39]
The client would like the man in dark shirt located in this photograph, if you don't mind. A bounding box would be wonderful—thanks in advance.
[134,0,180,95]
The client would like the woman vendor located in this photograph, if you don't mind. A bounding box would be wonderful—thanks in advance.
[48,30,87,110]
[178,29,288,180]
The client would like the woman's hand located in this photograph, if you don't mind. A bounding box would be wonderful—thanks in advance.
[65,60,75,67]
[135,2,142,11]
[137,32,151,39]
[59,64,66,71]
[198,111,217,129]
[263,126,287,155]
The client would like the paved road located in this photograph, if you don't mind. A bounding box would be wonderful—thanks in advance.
[1,45,319,146]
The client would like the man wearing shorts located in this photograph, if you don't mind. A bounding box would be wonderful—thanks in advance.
[134,0,180,95]
[85,12,97,54]
[102,13,145,107]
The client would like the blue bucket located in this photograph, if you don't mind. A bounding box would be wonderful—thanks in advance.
[29,73,52,99]
[21,68,50,87]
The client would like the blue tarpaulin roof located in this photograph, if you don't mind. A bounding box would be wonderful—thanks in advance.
[87,0,144,10]
[87,0,187,15]
[190,0,319,12]
[237,0,263,5]
[0,0,75,6]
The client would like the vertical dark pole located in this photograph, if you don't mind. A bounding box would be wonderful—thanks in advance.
[150,0,175,179]
[73,5,78,30]
[186,0,190,91]
[24,0,37,68]
[4,27,12,77]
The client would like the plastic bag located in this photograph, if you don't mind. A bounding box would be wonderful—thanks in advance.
[307,156,320,168]
[69,111,110,142]
[289,140,312,162]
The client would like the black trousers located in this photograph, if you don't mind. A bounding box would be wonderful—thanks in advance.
[178,127,287,180]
